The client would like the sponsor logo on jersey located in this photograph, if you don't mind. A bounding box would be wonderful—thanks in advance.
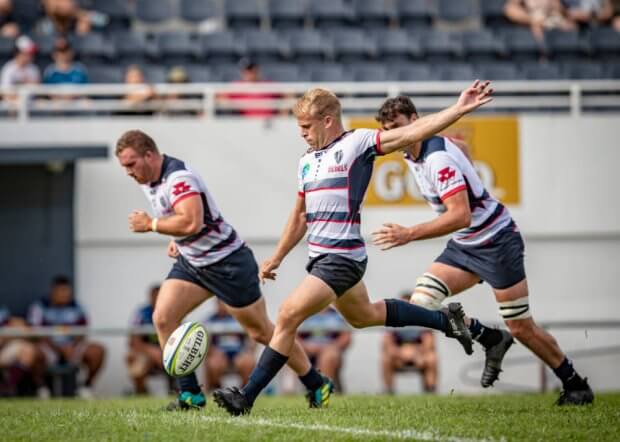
[302,163,310,179]
[328,164,348,173]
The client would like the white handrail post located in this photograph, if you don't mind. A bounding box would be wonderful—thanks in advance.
[570,82,582,117]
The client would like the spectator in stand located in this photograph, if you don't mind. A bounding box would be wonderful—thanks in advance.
[121,64,156,115]
[381,293,438,394]
[505,0,576,42]
[27,275,106,399]
[219,58,283,118]
[564,0,615,26]
[0,306,48,397]
[0,0,19,38]
[1,35,40,88]
[126,285,173,395]
[298,307,351,392]
[162,66,200,117]
[39,0,107,36]
[204,300,255,390]
[614,0,620,30]
[43,37,88,85]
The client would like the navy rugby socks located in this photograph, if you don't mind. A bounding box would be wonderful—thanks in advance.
[384,298,448,332]
[553,357,585,390]
[242,346,288,404]
[299,366,324,392]
[469,318,503,349]
[177,373,201,395]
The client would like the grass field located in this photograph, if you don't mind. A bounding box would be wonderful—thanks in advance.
[1,393,619,441]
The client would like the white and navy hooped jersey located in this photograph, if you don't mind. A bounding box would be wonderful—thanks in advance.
[27,298,88,345]
[298,129,382,261]
[404,136,514,245]
[142,155,244,267]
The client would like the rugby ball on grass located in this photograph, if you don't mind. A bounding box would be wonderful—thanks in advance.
[163,322,208,377]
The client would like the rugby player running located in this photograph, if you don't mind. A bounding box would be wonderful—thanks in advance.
[372,96,593,406]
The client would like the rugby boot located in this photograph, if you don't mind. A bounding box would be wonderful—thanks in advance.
[165,390,206,411]
[481,329,514,388]
[213,386,252,416]
[306,375,334,408]
[444,302,474,355]
[555,378,594,406]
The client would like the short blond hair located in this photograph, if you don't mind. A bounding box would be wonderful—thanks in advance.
[115,130,159,156]
[293,88,342,119]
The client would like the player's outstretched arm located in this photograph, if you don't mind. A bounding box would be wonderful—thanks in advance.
[128,195,203,236]
[378,80,493,155]
[260,195,307,283]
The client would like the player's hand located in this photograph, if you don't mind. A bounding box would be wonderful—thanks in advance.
[456,80,493,114]
[128,210,151,233]
[259,257,281,284]
[372,223,413,251]
[167,240,179,258]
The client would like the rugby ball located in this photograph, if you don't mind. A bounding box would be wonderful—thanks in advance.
[163,322,208,377]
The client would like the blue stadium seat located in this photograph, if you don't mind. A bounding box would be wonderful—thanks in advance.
[286,29,332,62]
[180,0,218,23]
[269,0,307,30]
[179,64,215,82]
[136,0,174,24]
[11,0,42,33]
[310,0,355,30]
[563,61,604,79]
[371,29,423,62]
[92,0,132,30]
[396,63,434,82]
[261,62,302,82]
[155,32,199,65]
[88,64,124,83]
[437,63,475,81]
[242,30,290,63]
[419,30,463,61]
[308,63,352,82]
[353,0,394,29]
[608,63,620,79]
[140,64,168,84]
[438,0,477,22]
[351,63,390,82]
[521,62,563,80]
[112,32,156,64]
[199,32,245,63]
[330,29,377,62]
[0,37,14,62]
[32,34,56,59]
[461,30,506,62]
[589,27,620,60]
[225,0,263,29]
[480,0,511,29]
[214,64,242,82]
[500,28,544,61]
[476,62,520,80]
[74,34,115,63]
[545,30,589,61]
[397,0,433,30]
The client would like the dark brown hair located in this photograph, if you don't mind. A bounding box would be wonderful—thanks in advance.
[115,130,159,156]
[375,96,418,124]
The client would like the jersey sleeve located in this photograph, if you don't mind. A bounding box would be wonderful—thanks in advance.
[351,128,383,157]
[166,173,202,208]
[426,152,467,202]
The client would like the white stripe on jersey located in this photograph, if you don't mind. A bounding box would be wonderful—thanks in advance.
[141,155,243,267]
[298,129,381,262]
[404,136,513,246]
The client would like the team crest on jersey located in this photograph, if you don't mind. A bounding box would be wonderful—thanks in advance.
[334,150,343,164]
[172,181,191,196]
[302,163,310,179]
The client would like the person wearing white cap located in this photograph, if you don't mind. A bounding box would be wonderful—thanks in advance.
[1,35,40,88]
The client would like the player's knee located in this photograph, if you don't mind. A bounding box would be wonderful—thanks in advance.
[410,273,451,311]
[152,309,175,333]
[246,326,272,345]
[499,296,532,340]
[505,318,534,341]
[86,343,106,363]
[276,305,305,331]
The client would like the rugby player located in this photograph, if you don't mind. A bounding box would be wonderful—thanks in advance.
[116,130,324,410]
[213,81,496,416]
[372,96,593,406]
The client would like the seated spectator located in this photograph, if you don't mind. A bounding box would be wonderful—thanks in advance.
[1,35,40,88]
[0,306,48,397]
[0,0,19,38]
[162,66,200,117]
[564,0,615,26]
[43,37,88,85]
[121,64,156,115]
[218,58,283,118]
[381,294,438,394]
[204,300,255,390]
[298,307,351,392]
[505,0,576,42]
[27,275,106,398]
[39,0,106,36]
[126,285,173,395]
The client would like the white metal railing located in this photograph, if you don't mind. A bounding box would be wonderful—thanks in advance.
[1,80,619,121]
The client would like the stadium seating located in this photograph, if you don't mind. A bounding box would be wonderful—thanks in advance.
[268,0,307,30]
[156,32,199,65]
[180,0,218,24]
[91,0,132,31]
[437,0,477,22]
[287,29,332,63]
[199,32,245,63]
[88,64,124,84]
[135,0,174,24]
[351,63,390,82]
[521,62,563,80]
[329,29,377,62]
[396,0,434,30]
[310,0,356,30]
[242,30,290,63]
[371,29,424,63]
[225,0,263,30]
[461,30,506,62]
[111,31,155,64]
[396,63,434,82]
[353,0,394,29]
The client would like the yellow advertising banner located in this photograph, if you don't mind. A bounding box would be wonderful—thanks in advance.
[348,116,520,206]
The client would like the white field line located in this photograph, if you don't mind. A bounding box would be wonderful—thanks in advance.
[201,415,504,442]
